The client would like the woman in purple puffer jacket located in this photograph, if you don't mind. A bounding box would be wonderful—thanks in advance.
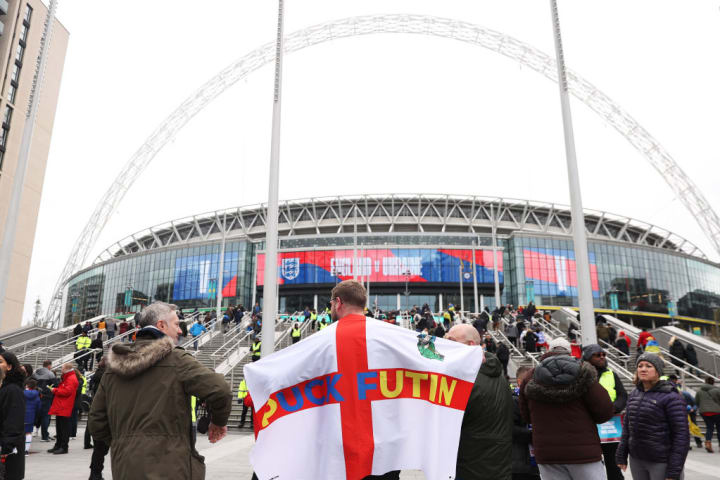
[616,353,689,480]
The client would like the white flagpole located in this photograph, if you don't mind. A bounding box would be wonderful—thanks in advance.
[549,0,596,345]
[261,0,285,357]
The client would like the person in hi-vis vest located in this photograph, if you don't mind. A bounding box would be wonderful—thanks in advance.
[290,323,301,344]
[583,344,628,480]
[251,337,261,362]
[237,378,251,428]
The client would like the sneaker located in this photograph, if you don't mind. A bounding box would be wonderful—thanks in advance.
[41,438,51,442]
[52,449,69,455]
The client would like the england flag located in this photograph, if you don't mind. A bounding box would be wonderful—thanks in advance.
[244,314,483,480]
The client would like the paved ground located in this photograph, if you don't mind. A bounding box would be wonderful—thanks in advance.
[24,427,720,479]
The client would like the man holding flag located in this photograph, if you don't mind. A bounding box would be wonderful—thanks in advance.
[245,280,484,479]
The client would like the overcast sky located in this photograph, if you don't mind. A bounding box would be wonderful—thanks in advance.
[23,0,720,323]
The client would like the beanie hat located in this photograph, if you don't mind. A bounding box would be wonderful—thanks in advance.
[582,344,604,361]
[548,337,571,353]
[636,353,664,375]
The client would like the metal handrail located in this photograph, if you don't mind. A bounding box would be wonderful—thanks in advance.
[598,322,718,383]
[10,314,107,353]
[494,317,540,367]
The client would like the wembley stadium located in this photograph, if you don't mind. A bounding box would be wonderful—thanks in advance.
[62,194,720,330]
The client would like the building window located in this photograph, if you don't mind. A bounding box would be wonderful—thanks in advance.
[19,24,29,43]
[15,44,24,64]
[24,5,33,25]
[10,64,20,83]
[3,105,12,127]
[8,84,16,104]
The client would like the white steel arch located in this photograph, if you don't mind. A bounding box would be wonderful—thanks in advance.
[45,14,720,324]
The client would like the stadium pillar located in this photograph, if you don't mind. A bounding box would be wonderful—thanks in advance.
[261,0,285,357]
[549,0,596,345]
[0,0,57,329]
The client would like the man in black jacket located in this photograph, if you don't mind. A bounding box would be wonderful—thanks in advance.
[447,324,512,480]
[583,344,628,480]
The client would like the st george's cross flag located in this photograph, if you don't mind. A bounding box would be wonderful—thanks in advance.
[244,314,483,480]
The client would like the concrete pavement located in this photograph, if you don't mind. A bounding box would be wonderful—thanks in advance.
[24,427,720,479]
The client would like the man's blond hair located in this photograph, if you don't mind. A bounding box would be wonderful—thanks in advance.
[331,280,367,308]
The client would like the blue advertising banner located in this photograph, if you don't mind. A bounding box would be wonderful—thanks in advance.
[173,251,239,301]
[598,415,623,443]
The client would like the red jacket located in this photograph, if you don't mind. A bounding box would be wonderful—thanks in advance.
[48,370,79,417]
[638,331,651,347]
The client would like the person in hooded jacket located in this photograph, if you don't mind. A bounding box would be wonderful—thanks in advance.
[23,378,41,455]
[32,360,56,442]
[616,353,689,480]
[497,342,510,378]
[583,344,628,480]
[511,366,540,480]
[446,324,513,480]
[0,351,27,479]
[89,301,232,479]
[695,376,720,453]
[614,332,630,356]
[667,337,686,373]
[684,344,699,375]
[519,337,614,480]
[48,363,79,454]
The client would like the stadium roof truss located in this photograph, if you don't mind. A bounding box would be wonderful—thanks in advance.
[45,14,720,324]
[90,194,705,265]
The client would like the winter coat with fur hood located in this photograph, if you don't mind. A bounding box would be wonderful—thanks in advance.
[519,352,614,465]
[88,328,232,480]
[615,380,689,480]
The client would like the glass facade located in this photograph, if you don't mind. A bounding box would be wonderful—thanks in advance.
[65,232,720,325]
[64,241,255,326]
[506,235,720,319]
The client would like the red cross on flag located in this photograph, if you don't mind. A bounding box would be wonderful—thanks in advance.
[244,314,483,479]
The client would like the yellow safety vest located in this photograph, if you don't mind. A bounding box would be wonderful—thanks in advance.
[310,313,317,321]
[238,379,248,400]
[291,328,301,338]
[598,369,617,402]
[76,336,91,350]
[81,375,88,395]
[191,396,197,423]
[252,342,261,357]
[319,321,328,330]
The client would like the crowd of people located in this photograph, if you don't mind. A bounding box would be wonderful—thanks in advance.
[1,286,719,479]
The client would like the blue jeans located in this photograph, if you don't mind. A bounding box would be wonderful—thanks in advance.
[702,413,720,442]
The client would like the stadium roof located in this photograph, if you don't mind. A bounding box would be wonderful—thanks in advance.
[93,194,709,264]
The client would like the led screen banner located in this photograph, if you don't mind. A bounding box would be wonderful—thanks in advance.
[173,251,239,300]
[523,247,600,298]
[256,248,503,286]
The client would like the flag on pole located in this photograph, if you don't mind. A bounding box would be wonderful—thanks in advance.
[244,314,483,479]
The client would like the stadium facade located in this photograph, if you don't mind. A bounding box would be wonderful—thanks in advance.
[63,195,720,328]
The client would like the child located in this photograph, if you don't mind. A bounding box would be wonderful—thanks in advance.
[23,378,42,455]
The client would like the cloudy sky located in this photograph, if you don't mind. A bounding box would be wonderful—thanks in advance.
[23,0,720,323]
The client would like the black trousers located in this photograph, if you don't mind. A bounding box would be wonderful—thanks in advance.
[292,336,300,344]
[3,444,25,480]
[601,442,624,480]
[240,404,252,426]
[54,415,71,451]
[89,439,110,478]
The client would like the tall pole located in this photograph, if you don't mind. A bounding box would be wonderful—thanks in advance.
[472,240,479,314]
[352,206,357,281]
[491,204,501,309]
[261,0,285,357]
[0,0,57,328]
[215,212,226,325]
[549,0,596,345]
[459,262,464,315]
